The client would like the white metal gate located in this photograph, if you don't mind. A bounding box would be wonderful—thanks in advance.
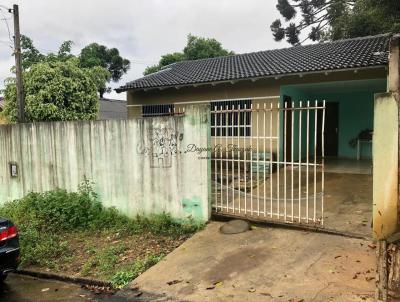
[211,98,326,226]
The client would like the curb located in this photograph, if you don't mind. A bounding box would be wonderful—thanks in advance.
[15,269,113,288]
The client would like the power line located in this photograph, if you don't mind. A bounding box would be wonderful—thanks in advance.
[0,7,12,44]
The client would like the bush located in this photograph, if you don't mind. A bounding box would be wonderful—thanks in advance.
[0,180,203,268]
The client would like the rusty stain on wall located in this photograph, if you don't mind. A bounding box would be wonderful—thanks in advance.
[0,105,211,222]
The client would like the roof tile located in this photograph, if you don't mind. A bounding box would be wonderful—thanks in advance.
[118,34,391,91]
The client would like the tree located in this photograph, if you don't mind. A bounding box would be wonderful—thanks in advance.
[144,34,234,75]
[21,35,45,70]
[19,37,126,98]
[79,43,130,98]
[270,0,400,45]
[21,36,74,69]
[3,59,99,122]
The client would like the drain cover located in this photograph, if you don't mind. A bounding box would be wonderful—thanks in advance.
[219,219,250,234]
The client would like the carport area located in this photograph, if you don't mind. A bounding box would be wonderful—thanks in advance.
[211,78,383,238]
[119,222,376,302]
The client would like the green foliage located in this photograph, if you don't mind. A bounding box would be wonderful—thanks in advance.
[21,36,45,70]
[0,181,202,270]
[81,244,127,277]
[17,36,128,99]
[79,43,130,97]
[144,34,233,75]
[110,254,164,288]
[3,59,99,122]
[271,0,400,45]
[21,35,74,70]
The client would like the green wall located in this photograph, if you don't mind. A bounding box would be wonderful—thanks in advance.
[312,91,374,158]
[281,79,386,160]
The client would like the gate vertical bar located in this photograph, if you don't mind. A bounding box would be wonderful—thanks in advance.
[244,103,248,214]
[306,101,310,222]
[291,101,294,222]
[219,106,224,212]
[213,104,218,210]
[321,100,326,224]
[270,102,273,218]
[250,103,254,215]
[298,101,303,222]
[313,100,318,222]
[256,103,260,216]
[225,105,229,211]
[231,105,235,213]
[263,103,266,217]
[277,102,280,219]
[238,104,241,214]
[284,102,287,221]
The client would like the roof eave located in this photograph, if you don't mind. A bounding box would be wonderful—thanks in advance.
[117,64,388,93]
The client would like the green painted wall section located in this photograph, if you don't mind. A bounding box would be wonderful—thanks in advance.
[281,79,386,159]
[0,105,211,223]
[312,91,374,158]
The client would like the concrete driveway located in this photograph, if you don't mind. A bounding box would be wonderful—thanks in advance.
[120,222,376,302]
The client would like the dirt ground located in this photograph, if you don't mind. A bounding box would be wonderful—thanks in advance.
[27,230,188,281]
[121,221,376,302]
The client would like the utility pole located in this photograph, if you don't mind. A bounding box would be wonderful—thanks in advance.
[12,4,25,123]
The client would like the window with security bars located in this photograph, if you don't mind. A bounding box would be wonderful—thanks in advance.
[211,100,252,136]
[142,104,175,117]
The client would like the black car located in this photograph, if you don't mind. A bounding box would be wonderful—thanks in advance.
[0,219,19,281]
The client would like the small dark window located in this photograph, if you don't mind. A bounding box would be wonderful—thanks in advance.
[142,104,175,117]
[211,100,252,137]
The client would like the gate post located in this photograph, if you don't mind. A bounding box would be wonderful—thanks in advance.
[374,34,400,301]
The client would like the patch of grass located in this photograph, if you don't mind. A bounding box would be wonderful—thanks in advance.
[0,179,203,284]
[110,254,164,289]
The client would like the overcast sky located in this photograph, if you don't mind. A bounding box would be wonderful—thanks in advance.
[0,0,289,100]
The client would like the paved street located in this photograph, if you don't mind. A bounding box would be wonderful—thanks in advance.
[0,274,114,302]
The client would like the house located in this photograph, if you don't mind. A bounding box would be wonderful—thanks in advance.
[98,98,127,120]
[116,33,393,234]
[118,34,389,160]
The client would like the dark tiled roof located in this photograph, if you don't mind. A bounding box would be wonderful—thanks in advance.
[117,34,391,92]
[99,98,127,120]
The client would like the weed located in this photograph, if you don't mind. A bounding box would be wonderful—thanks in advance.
[111,254,164,288]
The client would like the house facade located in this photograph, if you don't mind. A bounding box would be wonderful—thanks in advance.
[116,34,393,231]
[118,34,389,161]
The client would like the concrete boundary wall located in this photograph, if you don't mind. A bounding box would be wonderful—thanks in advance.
[0,105,211,222]
[373,92,399,239]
